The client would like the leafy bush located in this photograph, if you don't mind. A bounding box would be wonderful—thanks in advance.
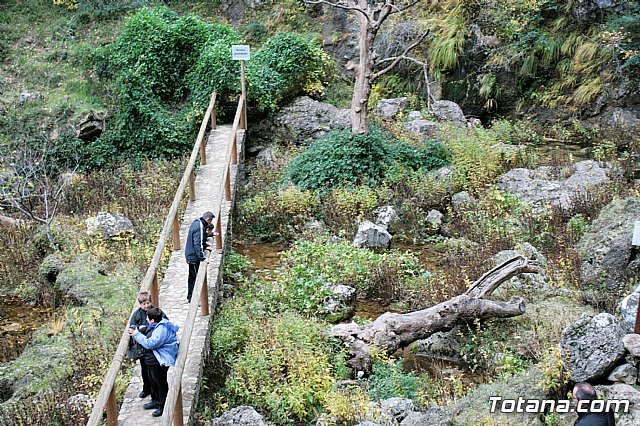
[224,313,339,424]
[321,185,379,234]
[283,128,450,192]
[368,355,420,400]
[246,32,327,111]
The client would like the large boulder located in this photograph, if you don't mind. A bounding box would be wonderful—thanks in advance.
[405,119,438,138]
[594,383,640,426]
[431,100,466,126]
[377,97,410,120]
[85,212,135,240]
[39,252,65,283]
[249,96,350,145]
[353,220,392,249]
[207,406,268,426]
[607,363,638,385]
[450,367,546,425]
[380,398,415,422]
[496,160,612,211]
[375,205,400,230]
[578,197,640,295]
[413,326,465,363]
[560,313,626,382]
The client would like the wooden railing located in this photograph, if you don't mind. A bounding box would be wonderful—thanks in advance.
[86,92,246,426]
[162,94,246,426]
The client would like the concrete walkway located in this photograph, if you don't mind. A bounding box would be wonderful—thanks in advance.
[118,125,243,426]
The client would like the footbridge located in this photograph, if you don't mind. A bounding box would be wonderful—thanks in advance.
[87,92,246,426]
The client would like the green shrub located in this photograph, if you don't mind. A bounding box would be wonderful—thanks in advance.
[225,313,338,424]
[321,185,379,234]
[283,129,450,192]
[282,129,395,191]
[368,356,420,401]
[247,32,327,111]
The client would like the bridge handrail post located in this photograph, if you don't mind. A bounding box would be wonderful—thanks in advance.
[86,92,217,426]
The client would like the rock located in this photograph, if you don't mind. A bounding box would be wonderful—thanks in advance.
[207,406,268,426]
[380,398,415,422]
[623,334,640,357]
[407,111,422,120]
[303,219,329,235]
[39,252,65,283]
[594,383,640,426]
[620,286,640,332]
[405,119,438,138]
[353,220,392,249]
[15,92,43,106]
[572,0,628,21]
[85,212,135,240]
[431,100,466,126]
[255,147,279,169]
[496,160,612,211]
[322,284,356,323]
[426,209,444,234]
[491,243,558,298]
[400,407,452,426]
[375,206,399,230]
[413,326,464,362]
[377,97,410,120]
[578,197,640,295]
[77,110,104,142]
[250,96,350,145]
[450,192,476,212]
[67,393,93,409]
[450,366,545,425]
[607,363,638,385]
[560,313,626,382]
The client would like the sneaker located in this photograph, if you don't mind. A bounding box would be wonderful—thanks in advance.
[143,401,160,410]
[152,407,163,417]
[138,391,149,399]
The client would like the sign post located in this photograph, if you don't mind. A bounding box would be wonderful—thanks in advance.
[232,45,250,128]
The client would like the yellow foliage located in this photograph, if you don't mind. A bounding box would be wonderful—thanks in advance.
[53,0,77,10]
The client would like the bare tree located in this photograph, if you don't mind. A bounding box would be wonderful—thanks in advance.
[0,138,78,249]
[306,0,431,133]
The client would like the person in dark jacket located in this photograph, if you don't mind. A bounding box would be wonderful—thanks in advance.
[184,211,214,303]
[128,307,179,418]
[129,291,168,400]
[573,382,616,426]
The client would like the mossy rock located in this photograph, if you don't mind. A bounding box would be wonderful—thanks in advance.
[38,252,65,283]
[54,253,116,306]
[450,367,546,425]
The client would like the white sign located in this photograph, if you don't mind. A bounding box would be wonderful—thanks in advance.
[633,221,640,246]
[232,45,251,61]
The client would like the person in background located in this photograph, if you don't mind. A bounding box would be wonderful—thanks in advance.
[573,382,615,426]
[184,211,214,303]
[128,307,179,418]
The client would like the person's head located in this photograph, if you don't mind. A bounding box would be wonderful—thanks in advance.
[202,211,214,225]
[206,223,215,235]
[138,291,151,311]
[573,382,597,402]
[147,307,164,324]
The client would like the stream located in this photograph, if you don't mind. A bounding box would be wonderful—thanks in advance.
[0,296,50,363]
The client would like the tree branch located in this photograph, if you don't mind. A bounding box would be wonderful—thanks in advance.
[371,30,430,80]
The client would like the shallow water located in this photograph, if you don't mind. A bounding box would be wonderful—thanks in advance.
[0,296,50,363]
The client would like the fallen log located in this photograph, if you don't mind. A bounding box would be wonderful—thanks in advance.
[328,255,542,373]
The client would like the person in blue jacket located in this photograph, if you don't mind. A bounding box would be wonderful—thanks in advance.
[128,307,179,417]
[184,211,214,303]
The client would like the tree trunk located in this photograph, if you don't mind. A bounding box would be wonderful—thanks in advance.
[328,256,542,373]
[350,15,376,134]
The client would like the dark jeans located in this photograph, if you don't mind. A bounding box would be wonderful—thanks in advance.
[187,262,200,302]
[147,363,169,406]
[140,357,151,394]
